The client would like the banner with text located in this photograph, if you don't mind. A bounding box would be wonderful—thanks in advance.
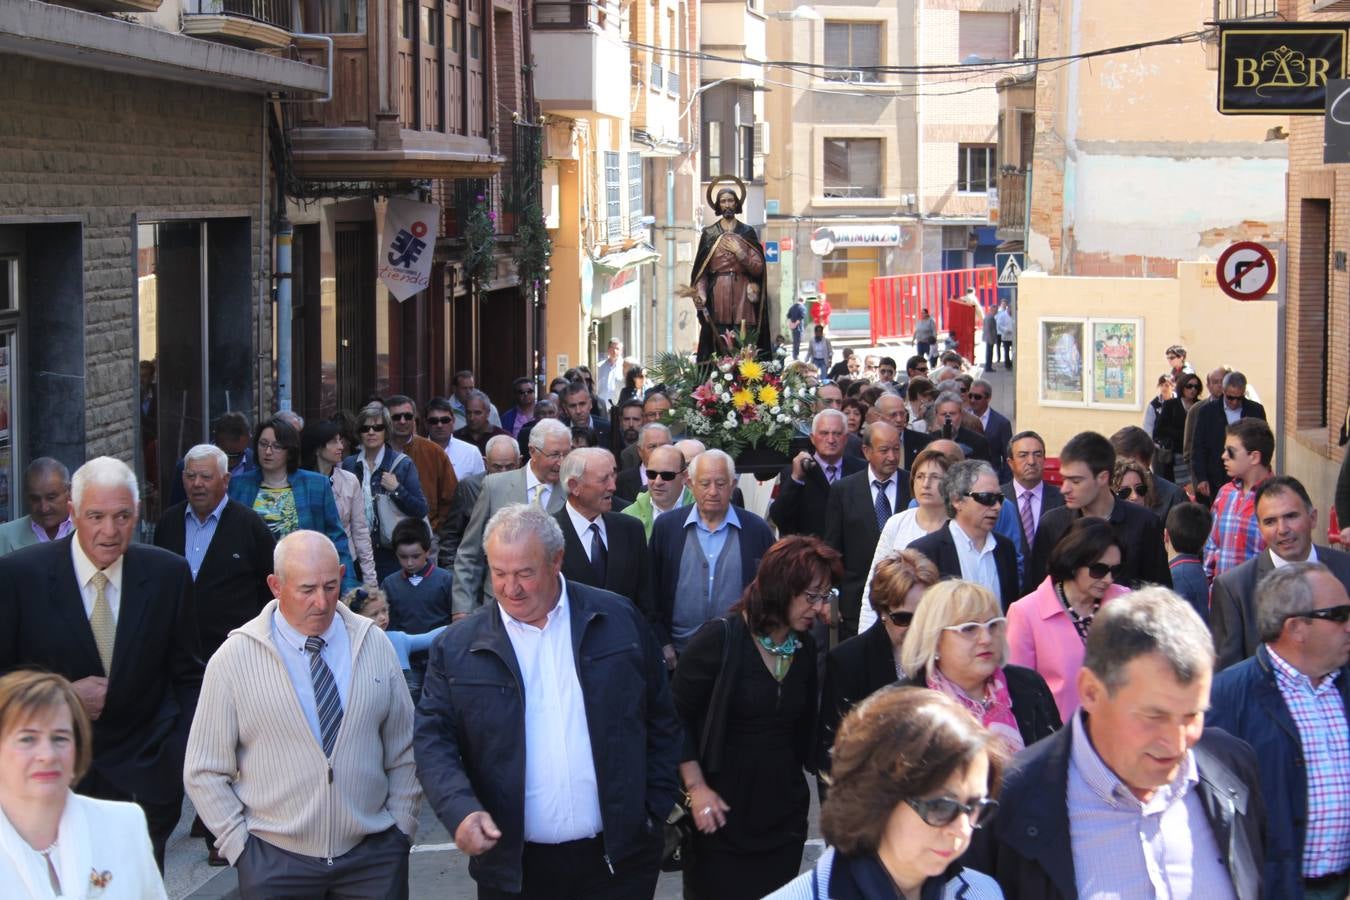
[378,197,441,301]
[1218,23,1349,115]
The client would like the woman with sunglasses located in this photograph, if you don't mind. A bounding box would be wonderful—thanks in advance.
[1111,458,1154,509]
[1154,371,1203,484]
[767,687,1004,900]
[340,402,428,581]
[817,551,939,786]
[1006,519,1130,720]
[672,536,842,900]
[227,416,357,589]
[343,586,445,704]
[857,448,955,632]
[301,421,378,589]
[896,580,1059,755]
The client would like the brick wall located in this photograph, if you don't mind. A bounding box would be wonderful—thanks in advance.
[0,54,268,464]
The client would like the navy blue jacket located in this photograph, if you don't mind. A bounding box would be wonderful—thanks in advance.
[1208,645,1350,900]
[413,580,683,893]
[649,503,777,646]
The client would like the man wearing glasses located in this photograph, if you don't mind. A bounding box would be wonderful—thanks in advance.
[1209,562,1350,900]
[500,376,538,438]
[1203,418,1275,582]
[386,394,458,549]
[909,460,1020,609]
[967,379,1011,480]
[968,589,1264,900]
[1191,370,1267,506]
[1211,476,1350,670]
[621,444,691,540]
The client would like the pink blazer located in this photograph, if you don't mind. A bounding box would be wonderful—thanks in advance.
[1006,576,1131,721]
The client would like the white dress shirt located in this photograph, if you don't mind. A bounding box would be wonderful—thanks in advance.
[71,538,124,621]
[499,578,604,843]
[525,467,554,510]
[446,436,487,481]
[271,610,352,749]
[949,520,1002,604]
[565,503,606,562]
[1271,545,1319,569]
[867,468,900,515]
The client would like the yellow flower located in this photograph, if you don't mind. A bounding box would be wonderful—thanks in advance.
[738,359,765,383]
[758,385,780,407]
[732,388,756,409]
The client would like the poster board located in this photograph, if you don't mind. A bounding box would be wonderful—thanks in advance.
[1038,317,1144,411]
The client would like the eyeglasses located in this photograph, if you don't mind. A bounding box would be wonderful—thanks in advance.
[1114,485,1148,500]
[1292,604,1350,625]
[537,449,566,461]
[905,795,1000,829]
[1085,562,1126,579]
[359,423,386,433]
[1224,446,1246,460]
[886,609,915,628]
[646,468,685,482]
[968,393,987,401]
[802,588,838,607]
[1224,393,1245,404]
[941,617,1007,639]
[390,412,417,422]
[426,416,454,426]
[964,491,1004,508]
[1182,383,1200,391]
[257,440,288,453]
[517,388,535,396]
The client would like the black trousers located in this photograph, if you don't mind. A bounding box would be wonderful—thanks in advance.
[236,826,411,900]
[477,833,661,900]
[78,769,182,872]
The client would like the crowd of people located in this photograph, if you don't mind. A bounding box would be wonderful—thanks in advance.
[0,336,1348,900]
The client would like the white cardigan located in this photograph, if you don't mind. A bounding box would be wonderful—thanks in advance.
[0,792,166,900]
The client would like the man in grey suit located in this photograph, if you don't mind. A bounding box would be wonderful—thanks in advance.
[452,418,570,619]
[0,457,73,555]
[1212,475,1350,670]
[999,430,1063,553]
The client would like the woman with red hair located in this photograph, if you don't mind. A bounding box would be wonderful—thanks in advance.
[671,535,842,900]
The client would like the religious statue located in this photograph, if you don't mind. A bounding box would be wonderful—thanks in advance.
[687,176,773,361]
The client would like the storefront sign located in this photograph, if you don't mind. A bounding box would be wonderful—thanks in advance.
[1326,78,1350,162]
[1218,23,1348,115]
[809,224,910,254]
[378,197,441,301]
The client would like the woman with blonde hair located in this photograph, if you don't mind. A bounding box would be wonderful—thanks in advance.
[0,670,165,898]
[896,579,1059,754]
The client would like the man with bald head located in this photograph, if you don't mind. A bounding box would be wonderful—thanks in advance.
[825,422,912,639]
[0,457,74,555]
[874,391,931,471]
[186,530,420,895]
[624,444,693,539]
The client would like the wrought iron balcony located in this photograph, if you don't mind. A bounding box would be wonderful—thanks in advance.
[1212,0,1280,20]
[182,0,294,49]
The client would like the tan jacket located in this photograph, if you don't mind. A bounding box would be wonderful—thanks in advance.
[402,434,458,530]
[183,602,422,864]
[329,466,378,587]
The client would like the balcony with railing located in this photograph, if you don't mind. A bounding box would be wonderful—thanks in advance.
[285,7,501,182]
[182,0,294,49]
[1212,0,1280,19]
[995,170,1026,238]
[532,0,629,118]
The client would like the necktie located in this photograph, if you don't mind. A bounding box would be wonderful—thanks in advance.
[305,636,344,757]
[589,522,608,583]
[1020,491,1037,546]
[88,571,116,676]
[826,464,837,484]
[533,484,546,507]
[873,480,892,530]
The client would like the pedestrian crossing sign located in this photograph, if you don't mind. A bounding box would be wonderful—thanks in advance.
[996,252,1024,286]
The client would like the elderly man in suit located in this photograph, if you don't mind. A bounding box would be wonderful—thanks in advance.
[453,417,571,619]
[824,421,912,640]
[649,449,775,666]
[1212,476,1350,670]
[0,456,202,868]
[554,448,655,623]
[1000,431,1063,554]
[1191,370,1266,506]
[910,459,1020,608]
[769,409,866,538]
[968,379,1012,480]
[0,457,74,555]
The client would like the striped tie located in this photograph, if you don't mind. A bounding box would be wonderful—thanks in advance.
[88,571,116,676]
[305,636,343,757]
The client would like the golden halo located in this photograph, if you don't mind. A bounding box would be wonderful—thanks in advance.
[706,175,747,211]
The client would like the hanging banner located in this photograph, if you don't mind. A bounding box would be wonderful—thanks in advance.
[378,197,441,301]
[1218,23,1349,115]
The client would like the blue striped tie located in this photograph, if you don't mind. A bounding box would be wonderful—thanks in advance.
[305,636,343,757]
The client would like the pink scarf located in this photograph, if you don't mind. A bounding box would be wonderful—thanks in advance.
[927,665,1025,755]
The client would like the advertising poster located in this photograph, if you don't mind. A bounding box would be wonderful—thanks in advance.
[1039,318,1086,406]
[1090,319,1142,409]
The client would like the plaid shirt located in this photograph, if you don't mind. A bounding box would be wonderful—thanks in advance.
[1267,646,1350,877]
[1203,478,1266,580]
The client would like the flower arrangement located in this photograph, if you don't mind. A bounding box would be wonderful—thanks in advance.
[646,347,817,456]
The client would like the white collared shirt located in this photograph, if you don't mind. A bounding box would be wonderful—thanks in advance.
[498,578,603,843]
[71,539,124,621]
[565,502,606,563]
[1272,545,1320,569]
[525,466,553,510]
[867,468,899,513]
[446,436,487,481]
[949,520,1002,604]
[270,609,352,749]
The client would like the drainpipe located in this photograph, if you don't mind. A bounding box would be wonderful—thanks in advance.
[274,221,293,411]
[665,161,676,353]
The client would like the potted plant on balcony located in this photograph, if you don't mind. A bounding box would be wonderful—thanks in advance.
[462,194,497,293]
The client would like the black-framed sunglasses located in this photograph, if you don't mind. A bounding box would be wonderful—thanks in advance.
[905,795,1000,829]
[359,423,386,433]
[968,393,988,401]
[646,468,685,482]
[390,412,417,422]
[425,415,454,426]
[1223,446,1244,460]
[1114,485,1148,500]
[1293,604,1350,625]
[964,491,1004,507]
[886,609,915,628]
[1086,562,1126,580]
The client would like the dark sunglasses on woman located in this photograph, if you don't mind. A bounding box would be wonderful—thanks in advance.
[886,609,915,627]
[1086,562,1125,580]
[1114,485,1148,500]
[905,795,1000,829]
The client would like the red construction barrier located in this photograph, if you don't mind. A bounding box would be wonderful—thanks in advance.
[869,267,999,345]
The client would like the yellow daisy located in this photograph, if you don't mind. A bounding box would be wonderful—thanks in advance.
[732,388,756,409]
[738,359,765,383]
[757,385,780,407]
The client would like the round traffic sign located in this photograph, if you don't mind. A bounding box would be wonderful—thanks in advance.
[1215,241,1276,301]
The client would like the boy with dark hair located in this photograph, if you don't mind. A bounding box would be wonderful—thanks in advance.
[1203,417,1275,580]
[380,518,454,634]
[1166,502,1212,622]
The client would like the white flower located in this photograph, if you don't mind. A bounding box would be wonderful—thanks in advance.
[771,406,780,415]
[723,373,733,382]
[721,392,731,402]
